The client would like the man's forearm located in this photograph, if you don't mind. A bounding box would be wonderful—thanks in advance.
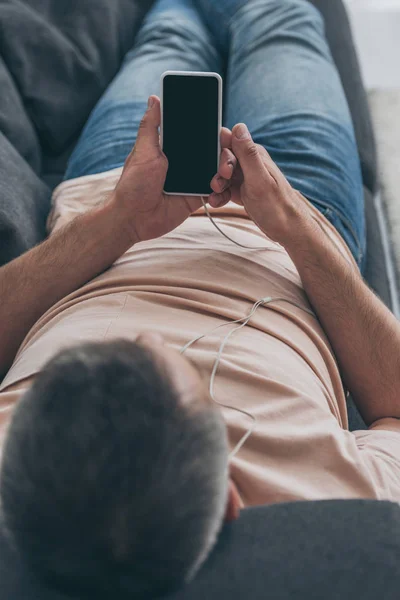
[0,195,134,378]
[285,215,400,427]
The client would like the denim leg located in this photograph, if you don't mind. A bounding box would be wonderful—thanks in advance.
[194,0,366,269]
[64,0,222,181]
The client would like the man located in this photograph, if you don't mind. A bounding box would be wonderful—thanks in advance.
[1,0,400,598]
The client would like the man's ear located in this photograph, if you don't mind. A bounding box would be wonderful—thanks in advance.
[224,478,243,522]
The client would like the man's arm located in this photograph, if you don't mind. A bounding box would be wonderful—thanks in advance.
[210,123,400,428]
[284,214,400,428]
[0,198,134,379]
[0,94,206,381]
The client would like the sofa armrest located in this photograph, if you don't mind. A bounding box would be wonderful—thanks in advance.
[309,0,377,195]
[368,90,400,319]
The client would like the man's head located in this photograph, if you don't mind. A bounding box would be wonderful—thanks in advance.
[0,334,241,598]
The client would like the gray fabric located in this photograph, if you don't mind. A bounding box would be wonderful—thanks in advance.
[168,500,400,600]
[0,0,155,153]
[0,132,50,265]
[347,393,367,432]
[0,56,41,173]
[1,500,400,599]
[364,186,394,308]
[309,0,378,195]
[41,142,77,190]
[368,90,400,315]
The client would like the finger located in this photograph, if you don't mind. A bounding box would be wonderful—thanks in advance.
[258,144,279,169]
[231,123,265,181]
[252,142,288,188]
[218,148,237,180]
[221,127,233,149]
[208,188,231,208]
[131,95,162,158]
[210,149,236,192]
[258,145,288,186]
[210,173,230,195]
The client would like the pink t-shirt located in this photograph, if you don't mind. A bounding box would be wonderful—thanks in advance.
[1,167,400,507]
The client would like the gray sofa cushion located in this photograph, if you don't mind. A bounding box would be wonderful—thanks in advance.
[1,500,400,600]
[0,56,41,174]
[0,132,50,265]
[0,0,155,154]
[168,500,400,600]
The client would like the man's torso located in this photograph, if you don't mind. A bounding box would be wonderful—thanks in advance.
[0,170,389,506]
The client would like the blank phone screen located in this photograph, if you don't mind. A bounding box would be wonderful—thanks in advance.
[162,74,220,195]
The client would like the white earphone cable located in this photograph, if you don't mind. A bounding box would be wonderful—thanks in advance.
[200,196,279,250]
[180,197,316,459]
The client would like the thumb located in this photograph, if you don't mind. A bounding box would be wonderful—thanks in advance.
[133,95,162,157]
[231,123,264,180]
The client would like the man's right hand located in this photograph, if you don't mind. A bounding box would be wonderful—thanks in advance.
[209,123,312,246]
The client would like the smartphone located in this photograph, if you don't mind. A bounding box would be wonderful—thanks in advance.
[160,70,222,196]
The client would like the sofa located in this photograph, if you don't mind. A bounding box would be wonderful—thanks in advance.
[1,0,399,598]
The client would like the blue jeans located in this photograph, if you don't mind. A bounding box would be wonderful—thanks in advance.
[65,0,366,270]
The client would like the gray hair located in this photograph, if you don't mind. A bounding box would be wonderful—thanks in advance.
[0,339,229,598]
